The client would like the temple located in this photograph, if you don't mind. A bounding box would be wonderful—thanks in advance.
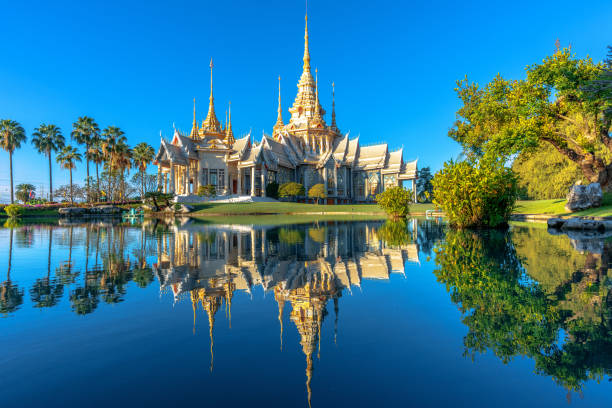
[153,13,417,203]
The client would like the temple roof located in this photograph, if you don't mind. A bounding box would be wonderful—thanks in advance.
[354,144,388,170]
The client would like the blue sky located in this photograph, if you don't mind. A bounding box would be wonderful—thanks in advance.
[1,0,611,202]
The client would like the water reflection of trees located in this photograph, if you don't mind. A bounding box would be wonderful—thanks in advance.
[434,228,612,393]
[0,223,156,317]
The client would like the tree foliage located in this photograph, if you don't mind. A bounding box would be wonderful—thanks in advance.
[450,46,612,188]
[15,184,35,203]
[376,186,412,218]
[266,181,279,199]
[512,143,584,199]
[4,204,24,218]
[279,182,305,199]
[416,166,434,202]
[308,183,327,204]
[432,159,519,228]
[197,184,217,197]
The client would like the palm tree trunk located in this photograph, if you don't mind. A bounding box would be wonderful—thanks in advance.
[9,151,14,204]
[95,162,100,202]
[86,148,90,203]
[48,152,53,202]
[141,169,145,199]
[69,167,74,205]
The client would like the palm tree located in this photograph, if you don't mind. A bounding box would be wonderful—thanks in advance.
[71,117,100,202]
[87,137,104,201]
[114,141,132,202]
[101,126,127,170]
[15,183,36,203]
[56,145,82,204]
[0,119,27,203]
[132,142,155,198]
[31,123,65,201]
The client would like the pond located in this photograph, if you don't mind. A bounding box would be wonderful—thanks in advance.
[0,217,610,407]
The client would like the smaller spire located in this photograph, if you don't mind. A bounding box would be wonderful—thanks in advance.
[189,98,199,139]
[203,58,222,133]
[331,82,337,130]
[273,75,284,136]
[226,101,235,146]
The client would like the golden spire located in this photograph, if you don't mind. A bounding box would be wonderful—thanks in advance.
[303,12,310,73]
[331,82,337,130]
[189,98,199,139]
[226,101,235,146]
[273,75,284,136]
[202,58,222,133]
[207,306,215,372]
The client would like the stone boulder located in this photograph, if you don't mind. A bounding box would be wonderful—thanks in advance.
[565,183,603,212]
[177,204,194,214]
[58,207,87,217]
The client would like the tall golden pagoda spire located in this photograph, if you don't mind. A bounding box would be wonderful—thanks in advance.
[303,12,310,73]
[273,76,284,137]
[331,82,338,131]
[202,58,222,133]
[189,98,199,139]
[225,101,235,146]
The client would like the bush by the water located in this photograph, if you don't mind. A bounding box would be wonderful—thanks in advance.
[432,160,519,228]
[4,204,25,218]
[376,186,412,218]
[197,184,216,197]
[279,182,305,200]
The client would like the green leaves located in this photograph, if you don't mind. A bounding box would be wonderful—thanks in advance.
[432,159,519,228]
[376,186,411,217]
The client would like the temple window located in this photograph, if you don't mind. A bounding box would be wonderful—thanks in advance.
[210,169,218,186]
[219,170,225,187]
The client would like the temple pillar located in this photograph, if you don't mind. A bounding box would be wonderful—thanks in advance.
[226,166,230,196]
[261,166,267,197]
[157,167,162,193]
[170,165,176,194]
[185,165,190,195]
[250,167,256,197]
[323,167,328,199]
[237,168,242,195]
[412,179,417,202]
[333,166,338,198]
[261,229,267,259]
[251,229,257,260]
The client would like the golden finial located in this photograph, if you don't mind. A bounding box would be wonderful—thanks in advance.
[331,81,337,129]
[274,75,284,135]
[226,101,235,145]
[203,58,221,133]
[190,97,199,139]
[303,7,310,73]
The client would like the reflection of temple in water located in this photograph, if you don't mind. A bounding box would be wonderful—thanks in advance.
[153,221,418,405]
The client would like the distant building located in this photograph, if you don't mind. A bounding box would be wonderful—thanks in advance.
[154,13,417,203]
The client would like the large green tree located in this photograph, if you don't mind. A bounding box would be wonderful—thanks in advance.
[512,143,584,199]
[31,123,65,201]
[71,116,100,202]
[0,119,27,204]
[450,46,612,188]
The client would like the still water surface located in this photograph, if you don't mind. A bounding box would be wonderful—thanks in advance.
[0,218,610,407]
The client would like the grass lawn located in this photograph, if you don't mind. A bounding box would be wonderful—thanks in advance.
[189,201,435,216]
[514,192,612,217]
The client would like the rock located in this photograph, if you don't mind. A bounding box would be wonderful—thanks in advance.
[96,205,123,215]
[547,218,565,229]
[561,217,605,231]
[565,183,602,212]
[58,207,86,216]
[141,204,155,211]
[177,204,194,214]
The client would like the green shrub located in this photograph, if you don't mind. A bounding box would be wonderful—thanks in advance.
[376,186,412,218]
[266,182,279,199]
[4,204,25,218]
[197,184,216,197]
[308,183,327,204]
[432,159,519,228]
[279,182,305,200]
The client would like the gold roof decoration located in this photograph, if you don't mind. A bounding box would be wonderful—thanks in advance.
[330,82,339,133]
[225,101,235,146]
[202,59,222,134]
[310,68,326,129]
[273,75,284,138]
[189,98,199,139]
[288,13,326,129]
